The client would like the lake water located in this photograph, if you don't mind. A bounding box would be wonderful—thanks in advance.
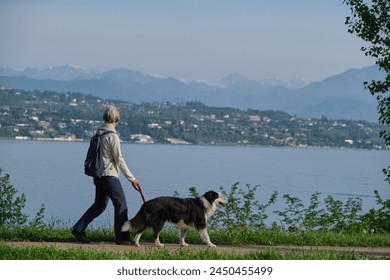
[0,140,389,227]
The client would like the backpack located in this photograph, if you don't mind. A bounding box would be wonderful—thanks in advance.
[84,130,114,177]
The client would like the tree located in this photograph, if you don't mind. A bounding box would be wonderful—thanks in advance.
[344,0,390,182]
[0,168,46,228]
[0,168,28,227]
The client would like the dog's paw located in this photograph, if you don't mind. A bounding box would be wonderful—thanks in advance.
[180,242,189,247]
[208,243,217,248]
[121,221,131,232]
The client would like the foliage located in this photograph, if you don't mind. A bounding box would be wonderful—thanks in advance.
[184,183,390,234]
[360,190,390,232]
[0,168,45,228]
[184,183,278,230]
[0,168,28,227]
[344,0,390,182]
[213,183,277,230]
[274,193,364,233]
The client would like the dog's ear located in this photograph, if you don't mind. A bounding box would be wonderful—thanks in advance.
[204,190,218,203]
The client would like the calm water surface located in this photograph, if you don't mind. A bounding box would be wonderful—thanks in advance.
[0,140,389,227]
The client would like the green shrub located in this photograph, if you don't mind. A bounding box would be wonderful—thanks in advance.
[183,183,278,230]
[184,183,390,234]
[0,168,28,227]
[213,183,278,230]
[360,190,390,233]
[0,168,45,228]
[274,193,364,233]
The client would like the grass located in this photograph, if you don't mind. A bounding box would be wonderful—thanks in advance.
[2,226,390,247]
[0,243,379,260]
[1,226,389,260]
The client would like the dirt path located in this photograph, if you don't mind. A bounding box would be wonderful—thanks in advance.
[6,241,390,258]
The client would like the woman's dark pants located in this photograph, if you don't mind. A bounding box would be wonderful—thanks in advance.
[73,176,130,242]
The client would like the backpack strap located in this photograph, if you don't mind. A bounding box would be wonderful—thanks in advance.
[95,129,115,137]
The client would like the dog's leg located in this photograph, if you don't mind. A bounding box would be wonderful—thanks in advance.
[153,221,165,247]
[134,231,144,247]
[134,227,147,247]
[154,232,164,247]
[198,228,216,247]
[179,228,189,247]
[134,233,141,247]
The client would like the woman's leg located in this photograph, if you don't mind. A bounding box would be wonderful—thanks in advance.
[73,177,109,234]
[104,176,130,243]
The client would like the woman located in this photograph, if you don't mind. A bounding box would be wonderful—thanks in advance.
[72,106,139,245]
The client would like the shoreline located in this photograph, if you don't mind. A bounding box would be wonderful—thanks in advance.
[0,137,388,151]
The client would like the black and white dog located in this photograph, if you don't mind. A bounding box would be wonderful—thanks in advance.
[121,190,228,247]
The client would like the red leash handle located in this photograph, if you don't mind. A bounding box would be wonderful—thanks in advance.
[133,182,146,203]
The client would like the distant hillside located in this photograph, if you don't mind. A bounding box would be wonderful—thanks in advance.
[0,65,385,122]
[0,87,386,150]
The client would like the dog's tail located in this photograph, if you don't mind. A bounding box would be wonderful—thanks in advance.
[121,220,132,232]
[121,209,145,232]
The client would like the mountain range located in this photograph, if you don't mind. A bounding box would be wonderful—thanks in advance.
[0,64,385,122]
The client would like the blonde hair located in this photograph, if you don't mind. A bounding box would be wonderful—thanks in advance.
[103,106,120,124]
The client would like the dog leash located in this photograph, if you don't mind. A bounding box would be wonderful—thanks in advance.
[133,182,146,203]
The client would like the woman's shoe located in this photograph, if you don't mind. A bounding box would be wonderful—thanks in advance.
[71,229,91,243]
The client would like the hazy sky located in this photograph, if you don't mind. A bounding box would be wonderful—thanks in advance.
[0,0,375,82]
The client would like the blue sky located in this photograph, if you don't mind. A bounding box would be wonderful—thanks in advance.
[0,0,375,81]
